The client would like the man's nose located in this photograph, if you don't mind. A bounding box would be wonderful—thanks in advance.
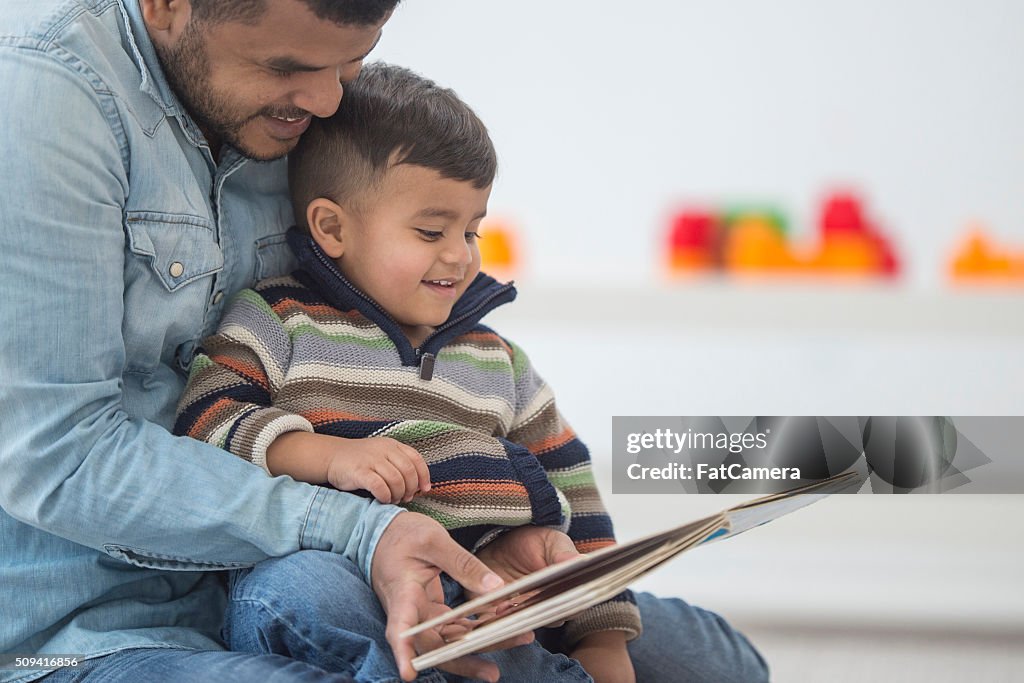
[291,69,345,118]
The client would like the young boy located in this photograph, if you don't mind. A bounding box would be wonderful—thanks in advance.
[176,61,638,679]
[175,63,638,681]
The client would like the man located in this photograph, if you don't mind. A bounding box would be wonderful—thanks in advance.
[0,1,769,681]
[0,1,527,680]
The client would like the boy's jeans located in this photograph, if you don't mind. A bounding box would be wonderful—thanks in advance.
[224,550,769,683]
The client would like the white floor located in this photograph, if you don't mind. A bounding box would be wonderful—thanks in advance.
[736,622,1024,683]
[594,470,1024,682]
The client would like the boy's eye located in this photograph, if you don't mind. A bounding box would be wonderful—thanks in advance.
[415,229,444,240]
[465,231,481,242]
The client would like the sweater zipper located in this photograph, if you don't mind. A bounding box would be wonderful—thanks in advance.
[417,282,516,350]
[414,283,512,380]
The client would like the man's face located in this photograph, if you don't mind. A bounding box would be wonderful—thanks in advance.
[155,1,387,161]
[331,165,490,347]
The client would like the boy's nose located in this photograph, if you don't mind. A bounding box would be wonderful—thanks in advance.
[440,239,474,267]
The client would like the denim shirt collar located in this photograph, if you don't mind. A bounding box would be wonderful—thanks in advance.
[119,0,186,118]
[286,227,517,365]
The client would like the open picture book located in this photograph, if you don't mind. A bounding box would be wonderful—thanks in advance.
[404,470,862,670]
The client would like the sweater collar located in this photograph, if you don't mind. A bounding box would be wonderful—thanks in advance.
[286,228,517,366]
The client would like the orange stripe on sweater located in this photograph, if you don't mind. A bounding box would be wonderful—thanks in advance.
[430,481,529,497]
[272,297,366,322]
[189,397,240,438]
[575,538,615,554]
[209,354,269,391]
[525,426,577,454]
[455,330,513,356]
[303,409,376,424]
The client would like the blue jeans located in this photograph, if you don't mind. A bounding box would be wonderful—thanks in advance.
[42,550,768,682]
[223,551,768,683]
[38,648,356,682]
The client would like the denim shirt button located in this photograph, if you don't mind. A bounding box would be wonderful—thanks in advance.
[212,291,224,305]
[168,261,184,278]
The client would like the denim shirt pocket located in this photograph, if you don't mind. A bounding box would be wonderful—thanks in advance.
[254,230,296,281]
[126,212,225,291]
[123,213,224,375]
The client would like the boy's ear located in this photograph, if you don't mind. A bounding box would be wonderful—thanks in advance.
[140,0,192,44]
[306,198,347,259]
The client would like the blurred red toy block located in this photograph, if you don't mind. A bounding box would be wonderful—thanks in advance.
[812,191,901,278]
[819,191,867,236]
[666,209,719,274]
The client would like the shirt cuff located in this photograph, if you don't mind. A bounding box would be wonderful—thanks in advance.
[299,487,405,580]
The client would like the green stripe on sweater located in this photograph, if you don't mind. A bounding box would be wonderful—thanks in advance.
[547,468,598,490]
[287,323,396,350]
[381,420,462,442]
[436,351,513,373]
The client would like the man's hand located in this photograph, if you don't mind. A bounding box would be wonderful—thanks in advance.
[570,631,636,683]
[473,525,581,587]
[371,512,532,682]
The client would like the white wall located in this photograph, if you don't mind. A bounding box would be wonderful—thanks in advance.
[375,0,1024,288]
[375,2,1024,631]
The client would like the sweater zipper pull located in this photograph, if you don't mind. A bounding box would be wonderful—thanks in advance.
[419,352,435,381]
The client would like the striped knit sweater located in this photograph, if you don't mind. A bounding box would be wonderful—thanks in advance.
[174,229,641,645]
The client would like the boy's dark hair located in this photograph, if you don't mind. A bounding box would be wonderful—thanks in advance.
[289,63,498,227]
[189,0,398,26]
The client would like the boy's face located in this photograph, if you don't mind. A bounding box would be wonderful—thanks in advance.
[323,165,490,346]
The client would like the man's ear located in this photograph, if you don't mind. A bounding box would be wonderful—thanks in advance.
[307,198,348,259]
[140,0,193,45]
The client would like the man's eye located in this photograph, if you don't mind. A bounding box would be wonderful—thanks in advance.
[416,229,443,240]
[269,67,295,78]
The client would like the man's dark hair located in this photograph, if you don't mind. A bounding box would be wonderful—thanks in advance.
[289,62,498,227]
[189,0,398,26]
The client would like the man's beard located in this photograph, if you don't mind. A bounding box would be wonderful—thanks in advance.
[154,24,302,162]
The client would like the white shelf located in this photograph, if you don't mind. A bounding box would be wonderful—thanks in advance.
[490,282,1024,338]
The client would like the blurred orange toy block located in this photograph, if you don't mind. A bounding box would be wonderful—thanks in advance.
[478,218,521,279]
[949,226,1024,284]
[724,216,797,272]
[665,190,901,280]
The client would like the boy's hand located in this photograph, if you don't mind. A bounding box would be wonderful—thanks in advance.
[266,432,429,503]
[570,631,635,683]
[471,526,581,626]
[473,525,580,587]
[325,436,431,504]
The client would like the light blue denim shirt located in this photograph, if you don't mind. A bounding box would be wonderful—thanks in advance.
[0,1,402,679]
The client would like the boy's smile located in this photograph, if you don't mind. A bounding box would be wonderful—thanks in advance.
[307,164,491,347]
